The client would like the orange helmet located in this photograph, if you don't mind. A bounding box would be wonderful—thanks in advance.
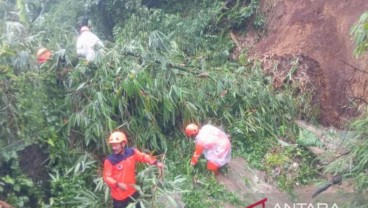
[108,131,127,144]
[80,26,90,33]
[185,123,199,137]
[36,48,52,64]
[37,48,48,57]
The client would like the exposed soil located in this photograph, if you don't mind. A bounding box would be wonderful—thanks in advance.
[18,144,51,200]
[232,0,368,127]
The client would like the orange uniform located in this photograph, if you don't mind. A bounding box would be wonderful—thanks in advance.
[103,147,157,200]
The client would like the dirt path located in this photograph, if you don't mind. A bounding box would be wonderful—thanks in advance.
[217,157,292,207]
[218,157,356,207]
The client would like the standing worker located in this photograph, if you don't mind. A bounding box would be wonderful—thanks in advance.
[185,123,231,175]
[76,26,104,62]
[103,131,163,208]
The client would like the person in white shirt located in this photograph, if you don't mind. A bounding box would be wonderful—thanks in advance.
[185,123,231,175]
[76,26,104,62]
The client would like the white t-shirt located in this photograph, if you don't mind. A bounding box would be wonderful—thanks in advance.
[76,31,104,61]
[195,124,232,166]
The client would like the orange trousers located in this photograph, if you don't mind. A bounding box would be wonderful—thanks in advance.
[207,161,220,175]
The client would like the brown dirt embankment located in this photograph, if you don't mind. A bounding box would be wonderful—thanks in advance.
[239,0,368,127]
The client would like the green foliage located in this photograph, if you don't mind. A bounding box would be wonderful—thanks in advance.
[265,150,288,167]
[215,0,260,30]
[0,0,322,207]
[133,165,190,208]
[46,152,105,208]
[253,13,266,29]
[322,113,368,207]
[108,0,260,56]
[1,173,43,207]
[351,11,368,57]
[0,143,46,207]
[296,129,324,147]
[16,0,28,27]
[331,11,368,200]
[325,113,368,192]
[183,174,243,207]
[270,146,317,192]
[0,5,74,207]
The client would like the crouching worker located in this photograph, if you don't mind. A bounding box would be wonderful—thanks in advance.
[103,131,163,208]
[185,123,231,175]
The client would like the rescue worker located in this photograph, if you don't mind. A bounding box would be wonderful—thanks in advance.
[185,123,231,175]
[103,131,163,208]
[36,48,52,64]
[36,47,71,87]
[76,26,104,62]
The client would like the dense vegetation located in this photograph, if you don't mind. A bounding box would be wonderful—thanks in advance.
[0,0,367,207]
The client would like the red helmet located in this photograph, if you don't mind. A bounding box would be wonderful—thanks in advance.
[185,124,199,137]
[80,26,90,33]
[108,132,127,144]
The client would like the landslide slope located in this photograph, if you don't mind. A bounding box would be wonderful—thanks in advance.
[245,0,368,126]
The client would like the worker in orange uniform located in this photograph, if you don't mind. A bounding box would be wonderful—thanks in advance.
[36,48,52,64]
[103,131,163,208]
[185,123,231,175]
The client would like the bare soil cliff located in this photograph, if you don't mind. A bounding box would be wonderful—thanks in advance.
[237,0,368,127]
